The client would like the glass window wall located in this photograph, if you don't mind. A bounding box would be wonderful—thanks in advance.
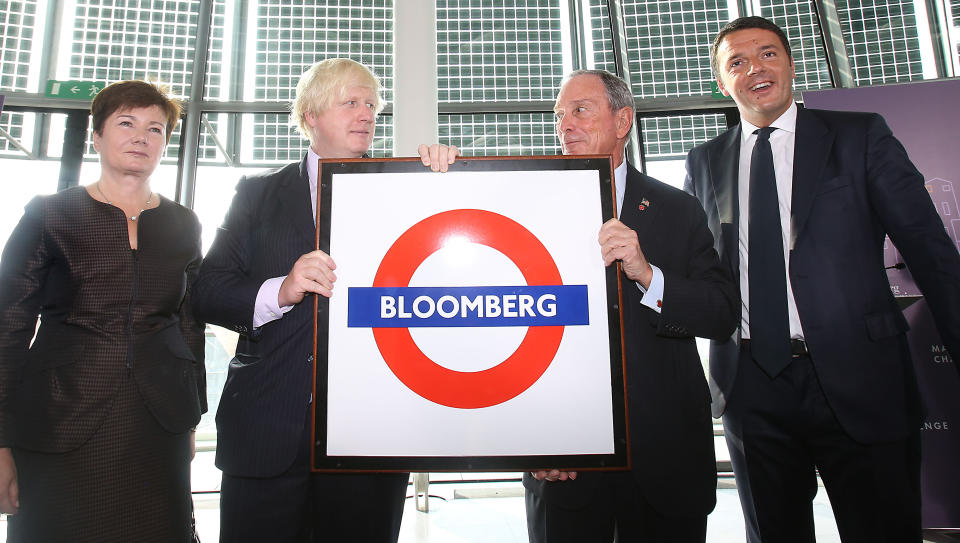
[439,112,559,156]
[836,0,927,84]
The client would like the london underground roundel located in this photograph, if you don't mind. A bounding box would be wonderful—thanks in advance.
[346,209,589,409]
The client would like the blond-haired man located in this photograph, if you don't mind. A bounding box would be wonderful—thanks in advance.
[194,58,454,543]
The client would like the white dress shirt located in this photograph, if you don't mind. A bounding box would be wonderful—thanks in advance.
[737,102,805,340]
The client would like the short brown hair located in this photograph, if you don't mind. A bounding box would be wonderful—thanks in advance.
[91,80,182,143]
[711,16,793,78]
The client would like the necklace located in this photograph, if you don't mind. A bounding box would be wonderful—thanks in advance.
[96,182,153,221]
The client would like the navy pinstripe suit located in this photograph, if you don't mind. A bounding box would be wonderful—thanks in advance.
[193,157,408,542]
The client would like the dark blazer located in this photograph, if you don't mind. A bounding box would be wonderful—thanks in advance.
[684,107,960,444]
[0,187,206,452]
[523,164,738,518]
[192,158,325,477]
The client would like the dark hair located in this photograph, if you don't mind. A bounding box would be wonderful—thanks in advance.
[565,69,636,112]
[90,80,182,143]
[710,16,792,77]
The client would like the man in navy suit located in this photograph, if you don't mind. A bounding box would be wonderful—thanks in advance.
[193,58,456,543]
[521,70,738,542]
[684,16,960,543]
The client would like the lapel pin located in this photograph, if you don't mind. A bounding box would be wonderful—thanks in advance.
[638,198,650,211]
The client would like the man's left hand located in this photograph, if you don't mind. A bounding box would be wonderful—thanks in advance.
[418,144,459,172]
[599,218,653,288]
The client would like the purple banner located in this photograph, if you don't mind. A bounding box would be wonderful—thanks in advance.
[804,80,960,529]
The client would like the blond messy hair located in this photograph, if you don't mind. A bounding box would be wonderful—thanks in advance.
[291,58,383,139]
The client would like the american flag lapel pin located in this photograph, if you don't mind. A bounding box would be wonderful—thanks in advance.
[638,198,650,211]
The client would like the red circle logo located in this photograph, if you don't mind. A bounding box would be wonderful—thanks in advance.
[371,209,565,408]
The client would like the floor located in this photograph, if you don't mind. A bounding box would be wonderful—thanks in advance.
[190,474,842,543]
[183,440,861,542]
[3,474,958,542]
[3,443,958,542]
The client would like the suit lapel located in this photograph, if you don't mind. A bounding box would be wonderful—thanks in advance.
[790,108,832,249]
[278,156,317,247]
[708,127,741,278]
[709,127,741,227]
[620,164,661,233]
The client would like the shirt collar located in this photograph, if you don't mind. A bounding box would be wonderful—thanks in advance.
[740,101,798,143]
[306,146,321,189]
[614,159,627,215]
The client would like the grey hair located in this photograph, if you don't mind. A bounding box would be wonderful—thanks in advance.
[565,69,635,112]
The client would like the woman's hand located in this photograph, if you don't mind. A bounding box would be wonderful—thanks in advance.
[0,447,19,514]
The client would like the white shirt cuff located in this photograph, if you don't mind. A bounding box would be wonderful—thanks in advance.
[253,276,294,328]
[637,265,664,314]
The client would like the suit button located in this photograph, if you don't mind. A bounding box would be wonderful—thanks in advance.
[307,354,314,363]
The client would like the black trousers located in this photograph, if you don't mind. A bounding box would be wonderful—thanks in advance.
[218,423,409,543]
[724,348,921,543]
[524,472,707,543]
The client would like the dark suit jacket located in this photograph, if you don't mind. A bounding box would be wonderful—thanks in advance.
[193,157,327,477]
[0,187,206,452]
[523,164,738,519]
[684,107,960,444]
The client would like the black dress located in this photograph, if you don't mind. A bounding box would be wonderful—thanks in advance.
[0,186,206,542]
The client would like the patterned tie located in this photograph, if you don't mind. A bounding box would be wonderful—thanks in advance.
[748,126,792,377]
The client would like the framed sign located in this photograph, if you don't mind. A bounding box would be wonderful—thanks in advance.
[312,156,628,472]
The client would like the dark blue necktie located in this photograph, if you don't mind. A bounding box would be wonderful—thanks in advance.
[748,127,792,377]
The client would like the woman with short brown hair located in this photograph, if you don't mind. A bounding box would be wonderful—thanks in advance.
[0,80,205,542]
